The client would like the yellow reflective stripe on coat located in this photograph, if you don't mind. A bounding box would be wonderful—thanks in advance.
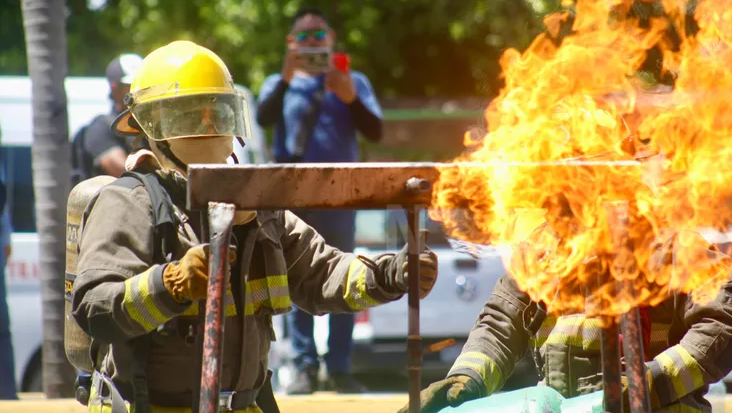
[122,268,167,332]
[653,344,705,402]
[342,260,379,311]
[529,316,671,352]
[180,285,237,317]
[529,314,558,348]
[529,315,602,350]
[244,275,291,315]
[448,351,502,394]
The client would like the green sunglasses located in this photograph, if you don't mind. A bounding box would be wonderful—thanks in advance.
[295,29,328,42]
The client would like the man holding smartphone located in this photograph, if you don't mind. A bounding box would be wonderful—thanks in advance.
[256,6,383,395]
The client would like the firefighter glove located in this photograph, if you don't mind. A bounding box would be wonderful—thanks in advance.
[162,245,236,303]
[379,230,438,299]
[397,374,483,413]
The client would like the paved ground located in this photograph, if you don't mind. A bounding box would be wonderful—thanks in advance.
[5,393,732,412]
[3,392,408,413]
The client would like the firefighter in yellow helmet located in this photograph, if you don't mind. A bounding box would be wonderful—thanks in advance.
[70,40,439,413]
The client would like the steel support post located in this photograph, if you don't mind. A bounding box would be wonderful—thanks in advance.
[620,308,651,413]
[406,207,422,413]
[606,201,651,413]
[198,203,236,413]
[601,321,623,413]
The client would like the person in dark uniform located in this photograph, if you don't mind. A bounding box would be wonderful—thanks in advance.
[71,54,143,185]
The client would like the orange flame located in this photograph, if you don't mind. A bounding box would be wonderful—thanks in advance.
[430,0,732,319]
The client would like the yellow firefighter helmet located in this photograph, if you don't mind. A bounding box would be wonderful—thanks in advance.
[113,40,251,142]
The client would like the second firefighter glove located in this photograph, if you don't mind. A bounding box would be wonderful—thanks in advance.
[162,245,237,303]
[163,245,210,303]
[378,230,438,298]
[397,374,483,413]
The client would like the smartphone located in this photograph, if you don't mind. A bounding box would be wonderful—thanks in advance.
[297,47,332,73]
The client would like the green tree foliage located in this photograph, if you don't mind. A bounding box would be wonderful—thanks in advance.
[1,0,561,98]
[0,0,26,71]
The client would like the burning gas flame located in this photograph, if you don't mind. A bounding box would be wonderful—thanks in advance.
[430,0,732,319]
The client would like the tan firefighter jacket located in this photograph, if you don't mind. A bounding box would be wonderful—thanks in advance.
[71,168,405,410]
[448,224,732,413]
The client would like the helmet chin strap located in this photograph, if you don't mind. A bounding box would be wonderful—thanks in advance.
[229,136,246,165]
[155,140,189,173]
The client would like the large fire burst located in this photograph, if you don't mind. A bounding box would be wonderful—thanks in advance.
[430,0,732,318]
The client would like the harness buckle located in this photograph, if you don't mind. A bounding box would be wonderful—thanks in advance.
[219,391,236,412]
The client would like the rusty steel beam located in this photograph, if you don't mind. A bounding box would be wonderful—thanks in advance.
[186,161,641,211]
[601,321,623,413]
[198,203,236,413]
[605,201,651,413]
[620,309,651,413]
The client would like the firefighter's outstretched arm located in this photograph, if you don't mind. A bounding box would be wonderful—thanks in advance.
[639,233,732,409]
[397,273,537,413]
[280,210,438,315]
[399,236,544,413]
[71,184,194,342]
[634,288,732,410]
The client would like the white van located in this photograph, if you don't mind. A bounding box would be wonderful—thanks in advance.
[0,75,269,391]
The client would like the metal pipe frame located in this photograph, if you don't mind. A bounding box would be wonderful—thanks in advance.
[186,162,646,413]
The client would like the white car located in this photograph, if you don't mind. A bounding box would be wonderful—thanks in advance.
[0,75,268,392]
[270,209,540,391]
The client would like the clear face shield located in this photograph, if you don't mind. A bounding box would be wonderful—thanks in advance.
[122,85,259,224]
[128,84,252,142]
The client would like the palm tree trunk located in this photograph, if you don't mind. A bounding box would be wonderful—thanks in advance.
[21,0,76,398]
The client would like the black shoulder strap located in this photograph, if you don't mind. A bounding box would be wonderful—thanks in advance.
[105,171,178,413]
[113,171,178,262]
